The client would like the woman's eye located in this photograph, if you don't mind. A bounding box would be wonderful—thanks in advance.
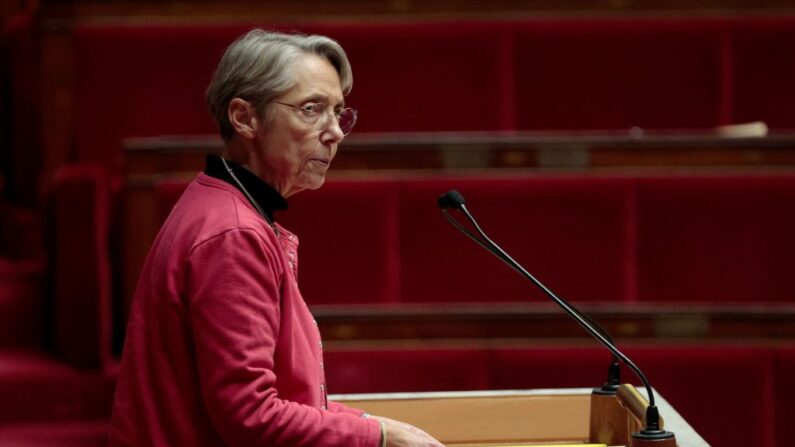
[301,103,322,114]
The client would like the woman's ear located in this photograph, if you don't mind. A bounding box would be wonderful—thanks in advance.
[228,98,259,139]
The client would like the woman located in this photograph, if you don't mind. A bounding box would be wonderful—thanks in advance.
[110,29,444,447]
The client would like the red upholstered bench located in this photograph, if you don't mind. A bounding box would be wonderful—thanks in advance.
[0,419,110,447]
[773,346,795,447]
[154,174,633,305]
[401,173,795,305]
[635,174,795,303]
[325,348,491,394]
[282,179,401,305]
[154,172,795,306]
[157,171,795,306]
[71,17,795,177]
[499,344,776,447]
[0,349,115,423]
[0,165,117,425]
[398,175,633,304]
[154,177,401,305]
[0,258,43,348]
[51,164,114,369]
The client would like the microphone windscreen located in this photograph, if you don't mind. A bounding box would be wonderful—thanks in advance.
[437,190,466,209]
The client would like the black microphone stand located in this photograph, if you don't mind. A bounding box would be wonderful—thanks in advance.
[438,190,675,444]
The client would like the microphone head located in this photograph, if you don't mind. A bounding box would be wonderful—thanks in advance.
[438,190,466,210]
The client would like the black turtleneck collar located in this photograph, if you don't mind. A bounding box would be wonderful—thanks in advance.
[204,154,288,221]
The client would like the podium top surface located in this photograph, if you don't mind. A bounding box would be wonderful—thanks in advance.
[331,388,709,447]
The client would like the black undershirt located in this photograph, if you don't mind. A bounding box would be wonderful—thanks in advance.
[204,154,288,222]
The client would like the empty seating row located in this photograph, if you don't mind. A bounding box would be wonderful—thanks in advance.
[67,17,795,173]
[144,171,795,306]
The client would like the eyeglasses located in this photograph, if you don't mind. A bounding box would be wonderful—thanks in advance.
[272,101,358,136]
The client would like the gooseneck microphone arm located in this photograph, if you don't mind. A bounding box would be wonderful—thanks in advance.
[438,190,671,437]
[439,191,619,374]
[441,205,620,356]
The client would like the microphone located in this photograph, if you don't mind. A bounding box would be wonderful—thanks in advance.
[437,191,621,356]
[437,190,465,210]
[439,193,622,393]
[437,189,673,441]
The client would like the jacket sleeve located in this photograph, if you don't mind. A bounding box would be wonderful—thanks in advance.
[186,228,381,447]
[328,400,367,416]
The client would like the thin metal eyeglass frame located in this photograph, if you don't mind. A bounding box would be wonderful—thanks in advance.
[272,101,358,135]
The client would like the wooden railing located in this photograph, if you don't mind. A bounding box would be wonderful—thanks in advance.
[313,302,795,345]
[124,130,795,178]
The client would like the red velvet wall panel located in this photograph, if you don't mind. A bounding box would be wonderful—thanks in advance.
[324,348,491,394]
[773,346,795,447]
[398,176,631,303]
[490,345,775,447]
[2,12,40,204]
[627,346,776,447]
[330,345,774,447]
[731,18,795,128]
[154,179,190,225]
[280,179,400,305]
[635,175,795,303]
[52,164,113,369]
[73,26,235,169]
[489,346,611,390]
[308,22,507,132]
[150,173,795,306]
[513,19,724,131]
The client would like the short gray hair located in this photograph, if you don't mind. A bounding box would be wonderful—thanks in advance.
[206,29,353,141]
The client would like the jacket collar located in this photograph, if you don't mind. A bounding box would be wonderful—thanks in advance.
[204,154,288,221]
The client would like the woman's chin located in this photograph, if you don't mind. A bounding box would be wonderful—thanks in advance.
[287,176,326,197]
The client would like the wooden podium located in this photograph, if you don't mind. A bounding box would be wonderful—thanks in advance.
[332,386,709,447]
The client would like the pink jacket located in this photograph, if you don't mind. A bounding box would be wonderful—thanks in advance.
[110,173,381,446]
